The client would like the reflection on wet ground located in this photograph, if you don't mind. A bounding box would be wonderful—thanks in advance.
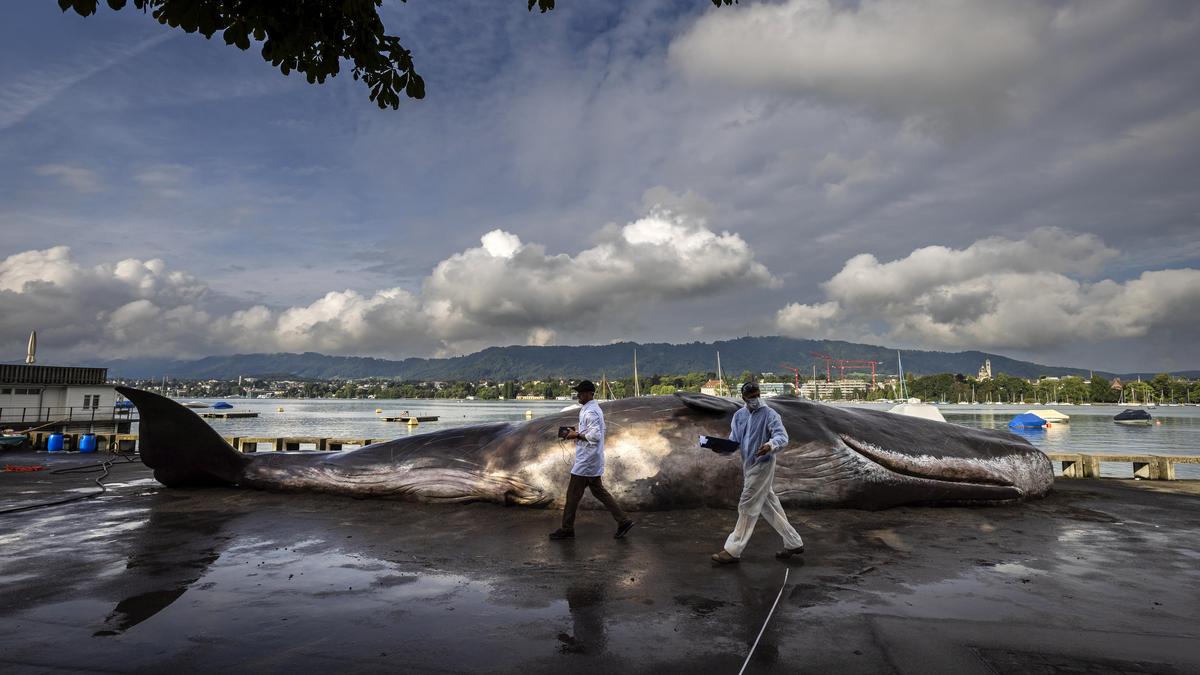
[1,452,1198,673]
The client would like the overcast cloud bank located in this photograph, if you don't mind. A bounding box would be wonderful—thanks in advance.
[5,222,1194,369]
[0,207,773,359]
[777,228,1200,353]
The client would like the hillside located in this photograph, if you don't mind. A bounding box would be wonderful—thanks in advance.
[94,336,1154,381]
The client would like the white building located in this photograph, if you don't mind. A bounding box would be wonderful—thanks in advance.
[977,359,993,381]
[0,364,120,431]
[799,379,869,400]
[758,382,795,397]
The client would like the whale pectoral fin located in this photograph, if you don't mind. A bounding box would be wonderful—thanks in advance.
[116,387,248,487]
[675,392,740,415]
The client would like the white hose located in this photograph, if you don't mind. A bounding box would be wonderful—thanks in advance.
[738,567,789,675]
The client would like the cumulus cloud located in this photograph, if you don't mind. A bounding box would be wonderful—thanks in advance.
[0,207,774,359]
[775,228,1200,350]
[668,0,1160,135]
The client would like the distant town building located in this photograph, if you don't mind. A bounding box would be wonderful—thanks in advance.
[700,379,728,396]
[1111,378,1123,391]
[799,379,868,400]
[977,359,992,381]
[757,382,795,397]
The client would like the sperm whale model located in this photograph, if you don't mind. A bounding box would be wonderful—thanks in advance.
[117,386,1053,510]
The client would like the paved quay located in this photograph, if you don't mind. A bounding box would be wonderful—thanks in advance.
[2,451,1199,674]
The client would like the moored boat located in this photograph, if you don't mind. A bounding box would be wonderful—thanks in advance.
[1025,408,1069,424]
[887,398,947,423]
[0,434,30,450]
[1113,409,1152,426]
[1008,412,1047,429]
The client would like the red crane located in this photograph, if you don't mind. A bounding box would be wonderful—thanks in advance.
[779,363,801,394]
[810,352,883,387]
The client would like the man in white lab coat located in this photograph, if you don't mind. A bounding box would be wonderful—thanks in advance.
[549,380,636,541]
[712,382,805,564]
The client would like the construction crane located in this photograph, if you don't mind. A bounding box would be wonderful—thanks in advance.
[779,363,801,395]
[810,352,883,387]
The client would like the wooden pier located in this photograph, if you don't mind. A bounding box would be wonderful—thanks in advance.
[381,416,438,423]
[199,412,260,419]
[1045,452,1200,480]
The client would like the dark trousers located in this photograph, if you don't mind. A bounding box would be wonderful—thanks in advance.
[561,473,629,531]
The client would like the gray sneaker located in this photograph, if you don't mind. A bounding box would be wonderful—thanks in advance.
[711,550,740,564]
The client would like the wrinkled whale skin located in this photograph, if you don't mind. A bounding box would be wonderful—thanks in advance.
[118,387,1053,510]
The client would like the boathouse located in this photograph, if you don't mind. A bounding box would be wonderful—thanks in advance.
[0,364,127,433]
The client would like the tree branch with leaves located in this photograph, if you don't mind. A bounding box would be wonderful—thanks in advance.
[58,0,737,110]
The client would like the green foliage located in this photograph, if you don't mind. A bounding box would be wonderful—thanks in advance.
[1089,376,1116,403]
[59,0,428,109]
[60,0,736,109]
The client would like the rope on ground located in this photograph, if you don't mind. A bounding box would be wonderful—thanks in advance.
[0,451,139,516]
[737,567,789,675]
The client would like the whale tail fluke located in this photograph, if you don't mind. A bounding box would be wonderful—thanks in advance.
[116,386,249,487]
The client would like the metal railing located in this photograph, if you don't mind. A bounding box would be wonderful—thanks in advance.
[0,406,133,426]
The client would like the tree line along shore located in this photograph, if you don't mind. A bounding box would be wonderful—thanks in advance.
[116,371,1200,404]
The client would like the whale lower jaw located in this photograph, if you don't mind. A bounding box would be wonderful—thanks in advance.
[838,434,1028,502]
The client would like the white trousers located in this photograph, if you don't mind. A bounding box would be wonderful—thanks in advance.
[723,460,804,558]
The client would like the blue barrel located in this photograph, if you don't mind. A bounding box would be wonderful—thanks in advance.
[47,433,65,452]
[79,434,98,453]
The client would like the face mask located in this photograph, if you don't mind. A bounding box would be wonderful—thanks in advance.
[746,397,762,411]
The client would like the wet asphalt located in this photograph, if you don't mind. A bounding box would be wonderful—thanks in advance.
[1,450,1199,674]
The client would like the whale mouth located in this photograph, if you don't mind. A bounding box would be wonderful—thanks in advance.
[839,434,1018,490]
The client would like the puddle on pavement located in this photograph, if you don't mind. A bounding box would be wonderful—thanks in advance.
[95,588,188,635]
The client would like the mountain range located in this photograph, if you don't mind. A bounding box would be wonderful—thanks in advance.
[87,337,1197,382]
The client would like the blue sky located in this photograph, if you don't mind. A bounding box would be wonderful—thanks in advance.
[1,0,1198,372]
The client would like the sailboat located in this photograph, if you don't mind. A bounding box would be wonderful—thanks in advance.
[888,350,945,422]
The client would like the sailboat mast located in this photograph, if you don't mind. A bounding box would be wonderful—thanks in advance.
[896,351,907,400]
[633,349,641,397]
[716,351,725,397]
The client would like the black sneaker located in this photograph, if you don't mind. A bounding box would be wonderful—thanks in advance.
[548,528,575,540]
[614,520,636,539]
[775,545,805,559]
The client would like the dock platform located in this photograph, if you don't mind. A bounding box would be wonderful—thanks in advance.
[382,415,438,423]
[199,411,260,419]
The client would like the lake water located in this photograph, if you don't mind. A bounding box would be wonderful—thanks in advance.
[845,402,1200,479]
[171,398,1200,480]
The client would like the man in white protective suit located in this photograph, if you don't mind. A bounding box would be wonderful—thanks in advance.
[711,382,806,564]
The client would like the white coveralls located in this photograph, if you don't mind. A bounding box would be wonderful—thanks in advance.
[722,403,804,558]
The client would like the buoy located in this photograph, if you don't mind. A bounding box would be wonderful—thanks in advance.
[375,409,383,414]
[1045,423,1052,428]
[525,410,533,419]
[277,407,285,413]
[1156,420,1162,425]
[407,418,418,426]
